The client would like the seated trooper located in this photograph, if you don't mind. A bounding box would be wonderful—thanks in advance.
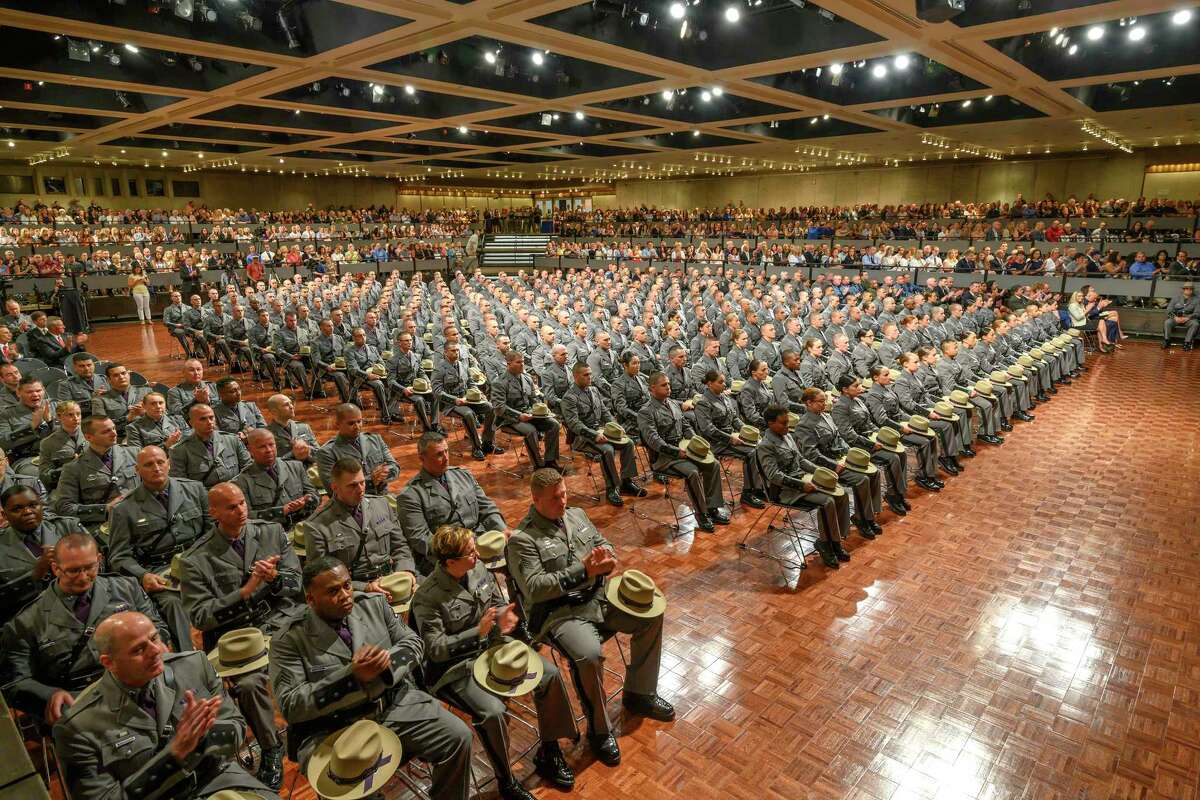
[54,611,276,800]
[108,446,210,651]
[433,341,501,460]
[6,533,169,725]
[916,346,976,456]
[248,309,281,391]
[636,371,727,532]
[561,361,643,507]
[798,338,834,392]
[864,365,943,492]
[171,404,252,488]
[315,403,399,495]
[772,349,808,413]
[234,428,319,528]
[830,375,910,517]
[757,405,851,569]
[934,339,1003,445]
[1163,283,1198,350]
[412,525,577,800]
[538,344,573,415]
[166,359,218,425]
[55,353,108,418]
[311,318,351,402]
[491,349,561,471]
[694,369,766,509]
[52,415,140,530]
[386,331,437,432]
[397,431,507,575]
[507,468,674,767]
[212,377,267,438]
[179,482,304,789]
[0,484,83,627]
[270,312,310,392]
[793,387,883,539]
[0,375,56,462]
[94,363,153,441]
[270,556,473,800]
[38,400,86,489]
[265,393,318,465]
[306,456,416,592]
[125,391,184,450]
[894,352,963,476]
[737,358,773,429]
[612,351,651,435]
[200,299,237,368]
[344,326,392,424]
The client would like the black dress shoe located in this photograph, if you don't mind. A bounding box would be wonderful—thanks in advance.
[1163,339,1172,349]
[886,495,908,516]
[740,492,765,509]
[980,434,1002,445]
[696,515,715,532]
[870,520,884,536]
[623,692,676,722]
[1015,412,1035,422]
[1059,377,1072,385]
[619,479,648,497]
[500,780,536,800]
[938,458,959,475]
[916,477,940,491]
[533,743,575,790]
[472,449,487,461]
[588,734,621,766]
[606,490,625,507]
[901,497,912,510]
[931,477,946,489]
[961,446,977,458]
[487,443,506,455]
[814,540,840,568]
[1037,394,1051,402]
[852,517,876,539]
[832,540,852,562]
[712,506,731,525]
[257,747,284,790]
[1000,422,1013,432]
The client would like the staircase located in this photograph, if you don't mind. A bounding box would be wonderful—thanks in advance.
[482,234,553,267]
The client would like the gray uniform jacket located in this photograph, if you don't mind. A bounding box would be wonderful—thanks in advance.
[506,505,613,640]
[387,349,423,387]
[38,425,86,484]
[7,576,167,708]
[851,343,879,379]
[586,348,620,395]
[54,650,270,800]
[170,432,251,488]
[267,419,318,461]
[180,520,303,638]
[55,374,109,414]
[108,478,211,577]
[637,396,692,469]
[315,432,399,493]
[0,401,56,455]
[53,445,141,524]
[864,383,908,429]
[757,429,819,505]
[893,370,935,415]
[830,394,878,451]
[305,497,416,588]
[397,467,506,574]
[737,378,772,428]
[166,381,218,422]
[539,362,572,409]
[0,513,83,624]
[560,383,613,442]
[96,386,154,429]
[799,355,833,392]
[126,414,183,450]
[772,367,808,411]
[826,351,854,388]
[489,370,540,426]
[726,346,752,382]
[611,371,649,432]
[410,562,506,691]
[694,388,742,447]
[233,460,317,525]
[793,410,848,470]
[212,401,266,435]
[431,358,473,405]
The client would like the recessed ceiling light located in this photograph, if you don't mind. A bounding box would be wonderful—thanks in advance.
[124,43,139,53]
[484,51,496,64]
[984,94,993,101]
[6,142,13,148]
[829,63,843,75]
[712,86,723,96]
[1128,25,1145,40]
[822,114,830,120]
[724,6,740,22]
[1172,8,1192,24]
[531,51,544,66]
[893,54,910,69]
[661,89,674,101]
[1087,25,1104,40]
[1049,27,1059,36]
[404,85,415,95]
[162,150,168,157]
[458,126,468,133]
[701,90,712,101]
[961,99,972,107]
[1068,43,1078,54]
[120,149,126,153]
[575,111,584,120]
[279,158,285,163]
[872,64,887,78]
[669,2,686,19]
[693,129,700,136]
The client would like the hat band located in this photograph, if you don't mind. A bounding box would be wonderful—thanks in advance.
[329,754,393,790]
[488,669,536,687]
[618,587,655,611]
[480,553,504,565]
[218,646,266,668]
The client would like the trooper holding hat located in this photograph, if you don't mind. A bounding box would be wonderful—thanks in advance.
[387,332,437,432]
[491,349,562,471]
[934,340,1004,445]
[507,468,674,768]
[694,368,766,509]
[316,403,400,496]
[271,556,473,800]
[432,341,501,461]
[893,352,963,477]
[54,610,276,800]
[234,428,319,530]
[793,387,884,539]
[612,350,651,435]
[756,405,851,569]
[830,374,910,516]
[178,482,303,789]
[561,361,644,506]
[411,524,577,800]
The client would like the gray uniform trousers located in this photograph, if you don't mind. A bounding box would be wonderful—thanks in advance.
[1165,315,1200,343]
[714,441,764,497]
[871,448,908,499]
[838,468,882,523]
[637,398,722,514]
[968,395,1001,436]
[505,417,561,468]
[578,438,637,488]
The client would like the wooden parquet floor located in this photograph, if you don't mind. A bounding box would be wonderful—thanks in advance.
[58,324,1200,799]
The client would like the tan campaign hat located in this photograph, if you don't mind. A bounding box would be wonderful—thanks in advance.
[872,426,905,453]
[1018,354,1035,368]
[530,402,552,418]
[379,572,415,613]
[207,628,270,678]
[605,569,667,618]
[787,411,800,432]
[476,530,507,569]
[842,447,877,475]
[948,390,972,410]
[738,424,761,445]
[469,369,487,386]
[804,466,845,497]
[731,380,745,394]
[932,400,959,423]
[680,435,715,465]
[473,641,544,698]
[974,379,994,397]
[291,521,310,556]
[307,720,403,800]
[157,552,185,592]
[989,370,1010,386]
[907,415,937,438]
[420,358,434,371]
[464,387,485,403]
[601,421,630,445]
[410,377,432,395]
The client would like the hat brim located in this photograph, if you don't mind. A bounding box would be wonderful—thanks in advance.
[679,439,715,465]
[801,473,845,497]
[934,410,959,423]
[605,576,667,619]
[307,724,403,800]
[867,432,905,454]
[602,432,631,446]
[842,458,877,475]
[949,400,973,410]
[409,386,432,395]
[908,427,937,439]
[472,644,544,698]
[207,640,270,678]
[479,553,507,569]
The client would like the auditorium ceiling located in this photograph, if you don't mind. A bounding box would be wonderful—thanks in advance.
[0,0,1197,183]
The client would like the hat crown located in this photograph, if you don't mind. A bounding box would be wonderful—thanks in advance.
[476,530,506,559]
[877,427,900,446]
[420,358,433,369]
[846,448,871,467]
[975,380,993,395]
[739,424,760,443]
[217,627,266,665]
[950,390,969,404]
[1018,354,1033,366]
[531,402,550,416]
[331,720,385,782]
[465,387,483,401]
[909,415,929,431]
[618,569,658,608]
[686,435,711,458]
[292,522,308,548]
[602,421,625,439]
[489,641,532,683]
[412,377,431,391]
[989,370,1007,382]
[379,572,414,601]
[1008,364,1024,376]
[787,412,799,430]
[934,401,954,416]
[812,466,839,490]
[170,553,184,579]
[731,380,745,393]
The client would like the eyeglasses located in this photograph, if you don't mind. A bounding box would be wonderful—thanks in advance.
[60,561,100,578]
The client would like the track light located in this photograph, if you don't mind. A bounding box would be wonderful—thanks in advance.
[187,55,203,71]
[661,89,674,101]
[115,90,132,108]
[1068,44,1077,54]
[712,86,723,96]
[1087,25,1104,40]
[893,54,910,69]
[531,51,544,66]
[404,84,415,95]
[277,8,300,48]
[124,43,139,53]
[458,126,468,133]
[1128,26,1145,40]
[724,6,739,21]
[174,0,194,21]
[700,90,711,101]
[108,51,121,65]
[829,62,843,75]
[1172,8,1192,24]
[669,2,686,19]
[574,111,585,120]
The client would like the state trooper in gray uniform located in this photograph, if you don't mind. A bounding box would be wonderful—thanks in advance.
[934,339,1004,445]
[830,375,910,517]
[264,393,319,464]
[491,349,560,470]
[54,611,275,800]
[311,319,351,402]
[694,369,765,509]
[863,366,944,492]
[125,392,184,450]
[756,405,850,569]
[211,377,266,437]
[166,359,218,424]
[233,429,319,528]
[637,371,726,532]
[248,309,281,390]
[94,363,153,440]
[412,525,577,800]
[162,291,194,356]
[538,344,573,414]
[108,446,210,650]
[612,351,651,436]
[305,456,415,590]
[5,533,169,722]
[772,349,809,412]
[433,341,499,460]
[179,482,303,789]
[793,388,882,538]
[170,404,251,488]
[344,327,392,424]
[585,330,620,400]
[270,556,472,800]
[0,376,56,461]
[271,312,310,392]
[397,432,507,575]
[55,353,108,418]
[0,484,83,627]
[387,332,437,432]
[315,403,399,495]
[52,415,140,530]
[737,359,773,429]
[38,400,85,489]
[1163,283,1199,349]
[561,361,642,506]
[894,352,964,474]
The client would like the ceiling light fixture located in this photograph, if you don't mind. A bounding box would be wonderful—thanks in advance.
[575,111,585,120]
[1128,25,1145,40]
[1087,25,1104,40]
[1068,43,1078,54]
[404,84,415,95]
[1172,8,1192,24]
[872,64,887,78]
[669,2,686,18]
[458,126,468,133]
[701,90,712,101]
[124,43,139,53]
[661,89,674,101]
[531,51,544,66]
[712,86,723,96]
[484,51,496,64]
[724,6,740,21]
[984,94,993,101]
[961,99,972,107]
[893,54,910,69]
[1049,26,1059,36]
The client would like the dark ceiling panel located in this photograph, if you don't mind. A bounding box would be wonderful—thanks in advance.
[0,1,409,58]
[0,29,269,91]
[198,105,397,134]
[867,95,1046,127]
[337,139,460,156]
[591,89,792,124]
[0,78,181,115]
[1069,75,1200,112]
[105,137,256,154]
[267,79,507,119]
[725,117,883,140]
[368,37,655,100]
[951,0,1110,27]
[531,0,883,71]
[481,110,653,136]
[278,150,395,163]
[529,142,650,158]
[0,107,121,130]
[0,128,75,144]
[405,128,544,148]
[144,123,318,146]
[410,158,507,168]
[987,12,1197,81]
[471,151,574,163]
[616,132,750,150]
[751,55,985,105]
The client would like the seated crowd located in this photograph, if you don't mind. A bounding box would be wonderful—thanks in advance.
[1,226,1168,800]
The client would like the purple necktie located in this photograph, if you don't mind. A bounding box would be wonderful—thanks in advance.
[73,592,92,623]
[137,686,157,720]
[101,450,113,471]
[230,537,245,558]
[334,620,353,649]
[351,505,363,526]
[23,534,42,559]
[156,490,170,510]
